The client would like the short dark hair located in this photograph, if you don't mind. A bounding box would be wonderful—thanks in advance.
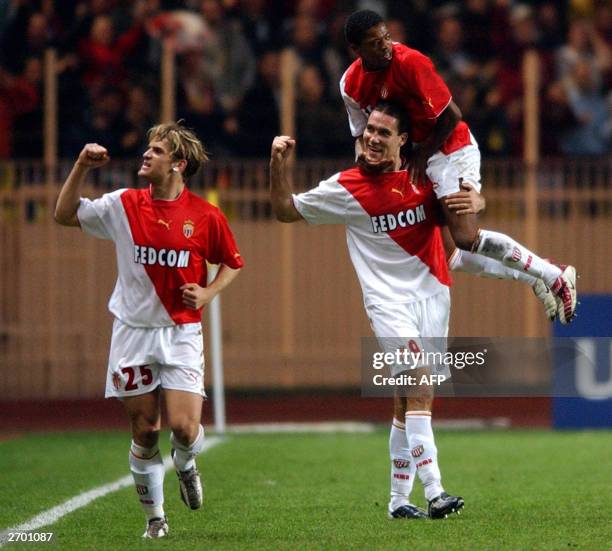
[372,100,410,135]
[344,10,383,47]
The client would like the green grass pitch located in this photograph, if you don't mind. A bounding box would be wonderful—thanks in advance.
[1,429,611,550]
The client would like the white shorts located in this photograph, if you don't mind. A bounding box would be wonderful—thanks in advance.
[105,318,205,399]
[366,290,450,378]
[426,133,482,199]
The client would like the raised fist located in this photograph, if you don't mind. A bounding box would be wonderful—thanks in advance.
[77,143,110,169]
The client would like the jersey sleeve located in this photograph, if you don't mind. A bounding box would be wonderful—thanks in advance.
[292,173,347,225]
[77,188,126,240]
[340,73,367,137]
[401,51,452,119]
[207,210,244,269]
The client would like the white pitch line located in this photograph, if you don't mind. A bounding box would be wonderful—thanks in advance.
[0,436,223,546]
[225,421,377,434]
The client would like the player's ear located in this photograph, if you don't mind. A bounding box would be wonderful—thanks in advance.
[399,132,408,147]
[174,159,187,174]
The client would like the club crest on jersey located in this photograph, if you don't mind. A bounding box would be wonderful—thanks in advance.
[393,458,410,469]
[370,204,426,233]
[183,219,195,238]
[380,85,389,99]
[112,373,121,390]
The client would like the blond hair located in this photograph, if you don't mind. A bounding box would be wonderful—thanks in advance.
[147,121,209,179]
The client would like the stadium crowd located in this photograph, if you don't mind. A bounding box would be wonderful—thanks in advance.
[0,0,610,160]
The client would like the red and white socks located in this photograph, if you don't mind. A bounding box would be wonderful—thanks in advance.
[129,441,165,521]
[388,418,416,512]
[449,248,538,285]
[474,229,562,287]
[170,424,205,472]
[405,411,444,502]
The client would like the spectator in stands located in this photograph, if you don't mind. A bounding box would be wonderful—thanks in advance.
[560,59,611,154]
[459,0,495,64]
[537,1,566,52]
[557,19,611,91]
[176,50,229,154]
[432,16,480,83]
[88,87,127,156]
[78,12,145,93]
[295,64,352,157]
[386,17,407,44]
[1,9,53,73]
[199,0,256,113]
[117,84,157,158]
[12,57,44,159]
[285,13,327,77]
[0,62,39,158]
[239,0,280,55]
[231,49,281,157]
[320,7,355,100]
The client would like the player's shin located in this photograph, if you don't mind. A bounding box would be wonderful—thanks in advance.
[389,419,416,512]
[129,441,165,521]
[449,248,538,284]
[473,229,562,286]
[170,424,205,471]
[405,412,444,502]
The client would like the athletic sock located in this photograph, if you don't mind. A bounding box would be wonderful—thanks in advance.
[389,418,417,512]
[129,441,165,521]
[449,248,538,285]
[474,229,562,287]
[405,411,444,502]
[170,424,205,472]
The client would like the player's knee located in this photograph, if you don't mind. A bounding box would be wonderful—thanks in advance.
[127,411,160,447]
[407,395,433,412]
[133,427,159,449]
[170,420,199,446]
[451,228,478,251]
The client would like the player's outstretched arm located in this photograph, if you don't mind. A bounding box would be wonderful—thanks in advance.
[54,143,110,226]
[269,136,303,223]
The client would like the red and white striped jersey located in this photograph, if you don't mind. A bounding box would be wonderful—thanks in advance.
[77,186,243,327]
[293,168,450,307]
[340,42,471,155]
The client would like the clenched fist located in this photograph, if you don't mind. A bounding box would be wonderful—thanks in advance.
[76,143,110,169]
[270,136,296,164]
